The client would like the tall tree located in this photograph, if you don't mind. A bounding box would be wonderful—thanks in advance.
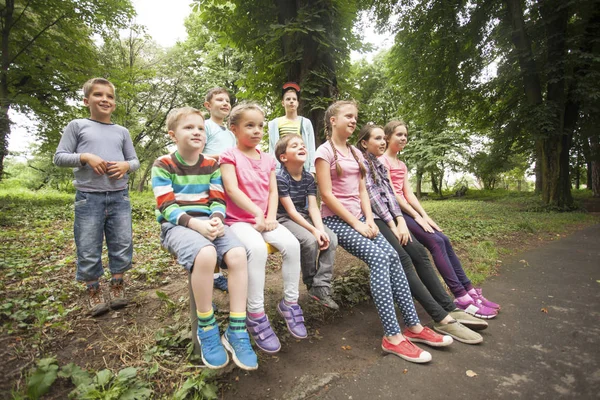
[0,0,134,179]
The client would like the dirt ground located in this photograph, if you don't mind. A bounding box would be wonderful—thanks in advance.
[2,197,599,398]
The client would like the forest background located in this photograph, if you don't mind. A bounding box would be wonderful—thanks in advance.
[1,0,599,206]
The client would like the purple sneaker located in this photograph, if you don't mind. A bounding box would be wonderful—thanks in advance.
[246,315,281,354]
[277,300,308,339]
[454,296,497,319]
[474,288,501,310]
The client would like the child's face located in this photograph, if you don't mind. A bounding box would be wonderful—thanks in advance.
[205,93,231,120]
[280,137,306,164]
[231,109,264,149]
[169,113,206,153]
[331,105,358,138]
[282,90,298,113]
[362,128,386,157]
[84,84,115,120]
[388,125,408,152]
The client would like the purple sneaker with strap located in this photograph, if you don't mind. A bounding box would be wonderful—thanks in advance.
[277,300,308,339]
[474,288,501,310]
[246,314,281,354]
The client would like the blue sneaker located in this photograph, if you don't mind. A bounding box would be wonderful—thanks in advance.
[197,326,229,369]
[222,328,258,371]
[213,275,228,292]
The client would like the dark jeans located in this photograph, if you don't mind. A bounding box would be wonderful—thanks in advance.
[375,219,456,322]
[403,214,473,297]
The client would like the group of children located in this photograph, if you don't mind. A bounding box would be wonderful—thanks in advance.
[55,78,501,371]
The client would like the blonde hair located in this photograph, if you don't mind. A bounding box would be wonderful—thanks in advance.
[356,123,384,184]
[323,101,366,178]
[166,106,204,132]
[275,134,303,163]
[228,102,265,129]
[383,120,408,149]
[82,78,115,98]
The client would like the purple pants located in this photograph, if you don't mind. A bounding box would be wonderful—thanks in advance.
[403,214,472,297]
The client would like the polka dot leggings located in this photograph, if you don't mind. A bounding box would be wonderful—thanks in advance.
[324,216,420,336]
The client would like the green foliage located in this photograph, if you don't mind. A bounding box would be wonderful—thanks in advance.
[26,357,59,399]
[171,371,218,400]
[331,265,371,307]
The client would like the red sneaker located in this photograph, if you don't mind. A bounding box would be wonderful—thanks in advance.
[381,337,432,363]
[404,327,453,347]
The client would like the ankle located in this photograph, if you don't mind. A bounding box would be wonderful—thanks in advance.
[248,311,265,320]
[407,324,424,334]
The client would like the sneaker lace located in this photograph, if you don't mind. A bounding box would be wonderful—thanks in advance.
[88,287,103,306]
[231,333,252,352]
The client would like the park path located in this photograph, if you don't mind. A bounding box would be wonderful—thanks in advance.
[224,223,600,399]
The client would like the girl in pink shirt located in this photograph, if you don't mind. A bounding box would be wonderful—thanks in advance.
[220,103,306,354]
[316,101,447,364]
[381,120,500,319]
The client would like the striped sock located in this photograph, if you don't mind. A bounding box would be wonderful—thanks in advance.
[197,309,217,332]
[229,312,247,332]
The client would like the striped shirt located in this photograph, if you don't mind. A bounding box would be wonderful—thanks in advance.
[151,152,226,226]
[363,153,403,224]
[277,117,301,137]
[276,167,316,216]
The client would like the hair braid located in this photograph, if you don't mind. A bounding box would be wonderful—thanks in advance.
[328,137,343,177]
[348,145,366,179]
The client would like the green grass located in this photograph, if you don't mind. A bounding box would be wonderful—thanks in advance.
[1,186,598,397]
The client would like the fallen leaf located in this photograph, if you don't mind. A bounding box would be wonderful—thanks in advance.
[235,376,239,382]
[466,370,478,377]
[519,259,529,266]
[541,308,548,313]
[403,369,408,374]
[341,345,352,351]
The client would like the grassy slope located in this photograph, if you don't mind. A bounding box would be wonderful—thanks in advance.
[1,187,597,398]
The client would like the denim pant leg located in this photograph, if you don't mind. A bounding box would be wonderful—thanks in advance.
[105,189,133,276]
[74,191,106,282]
[404,214,468,297]
[402,234,457,313]
[375,219,448,322]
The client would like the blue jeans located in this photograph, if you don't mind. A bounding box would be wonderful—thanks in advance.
[74,189,133,282]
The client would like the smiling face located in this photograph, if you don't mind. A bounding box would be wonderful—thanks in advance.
[387,124,408,152]
[330,104,358,139]
[205,92,231,120]
[279,136,306,165]
[169,113,206,153]
[230,109,265,150]
[282,89,299,114]
[361,127,387,157]
[84,83,116,122]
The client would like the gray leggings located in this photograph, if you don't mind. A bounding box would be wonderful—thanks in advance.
[375,219,457,323]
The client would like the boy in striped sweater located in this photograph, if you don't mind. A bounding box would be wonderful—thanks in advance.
[151,107,257,371]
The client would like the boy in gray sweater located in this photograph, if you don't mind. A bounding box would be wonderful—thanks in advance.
[54,78,139,316]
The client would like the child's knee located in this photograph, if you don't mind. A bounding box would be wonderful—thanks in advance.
[193,246,217,270]
[223,246,247,268]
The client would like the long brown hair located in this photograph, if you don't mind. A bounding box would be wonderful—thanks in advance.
[356,123,384,184]
[323,101,366,178]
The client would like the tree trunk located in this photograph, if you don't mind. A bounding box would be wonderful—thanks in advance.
[136,161,153,192]
[431,173,439,196]
[416,168,423,199]
[0,0,14,180]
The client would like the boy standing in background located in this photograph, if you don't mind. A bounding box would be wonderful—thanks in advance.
[203,87,236,292]
[54,77,139,317]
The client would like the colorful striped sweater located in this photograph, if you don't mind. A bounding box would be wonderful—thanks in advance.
[151,152,226,226]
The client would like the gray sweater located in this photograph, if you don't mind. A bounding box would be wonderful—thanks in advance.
[54,119,140,192]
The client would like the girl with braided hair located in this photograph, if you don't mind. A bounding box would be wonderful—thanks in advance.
[355,124,487,344]
[315,101,448,363]
[381,120,500,319]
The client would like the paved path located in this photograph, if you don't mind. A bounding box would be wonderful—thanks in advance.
[318,223,600,399]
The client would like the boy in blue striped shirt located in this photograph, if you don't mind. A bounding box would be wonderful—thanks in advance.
[275,135,339,309]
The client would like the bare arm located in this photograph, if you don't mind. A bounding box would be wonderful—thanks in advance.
[264,171,279,231]
[402,173,441,232]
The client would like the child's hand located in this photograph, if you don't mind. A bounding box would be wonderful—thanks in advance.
[414,215,435,233]
[393,225,411,246]
[210,217,225,237]
[264,219,278,232]
[313,230,330,250]
[354,221,375,239]
[107,161,130,180]
[253,214,266,232]
[366,219,379,237]
[81,153,107,175]
[189,219,218,241]
[425,216,442,232]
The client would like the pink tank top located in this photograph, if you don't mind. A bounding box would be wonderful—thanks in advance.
[379,154,408,201]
